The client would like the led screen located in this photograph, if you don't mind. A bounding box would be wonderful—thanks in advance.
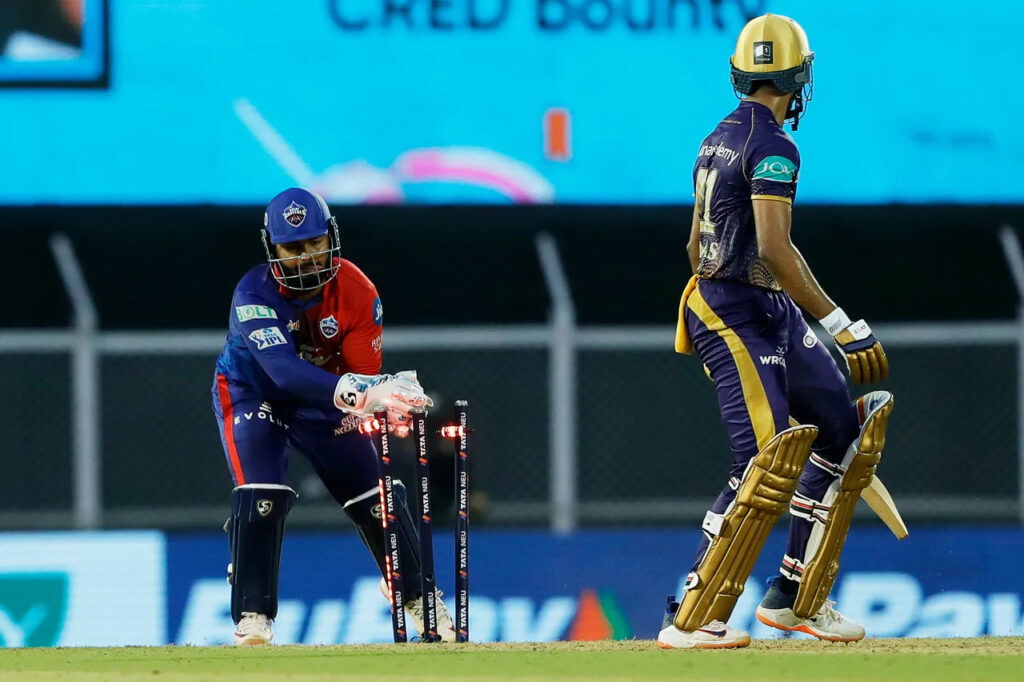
[0,1,1017,203]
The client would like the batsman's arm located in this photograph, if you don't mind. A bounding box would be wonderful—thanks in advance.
[752,199,835,319]
[753,199,888,384]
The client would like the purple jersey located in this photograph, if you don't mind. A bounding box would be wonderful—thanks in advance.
[692,101,800,290]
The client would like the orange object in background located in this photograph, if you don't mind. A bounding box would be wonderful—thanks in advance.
[60,0,85,29]
[567,589,613,641]
[544,108,572,162]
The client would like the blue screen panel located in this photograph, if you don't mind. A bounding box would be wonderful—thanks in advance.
[0,1,1018,204]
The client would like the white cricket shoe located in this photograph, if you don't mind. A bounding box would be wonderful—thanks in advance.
[234,612,273,646]
[406,589,457,642]
[657,620,751,650]
[757,599,865,642]
[378,577,456,642]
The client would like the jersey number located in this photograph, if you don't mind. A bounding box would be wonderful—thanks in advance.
[695,167,720,261]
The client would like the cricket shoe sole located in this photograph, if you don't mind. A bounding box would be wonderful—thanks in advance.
[756,603,865,643]
[657,621,750,650]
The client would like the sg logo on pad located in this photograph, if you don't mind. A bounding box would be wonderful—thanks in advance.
[257,500,274,516]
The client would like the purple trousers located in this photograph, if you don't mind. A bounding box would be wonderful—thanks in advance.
[684,278,859,582]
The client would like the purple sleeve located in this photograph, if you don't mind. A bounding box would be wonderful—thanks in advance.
[746,133,800,204]
[231,291,341,407]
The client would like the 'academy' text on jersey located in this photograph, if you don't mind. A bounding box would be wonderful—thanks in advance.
[692,100,800,290]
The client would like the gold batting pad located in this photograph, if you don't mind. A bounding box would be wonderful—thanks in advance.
[674,425,818,632]
[793,393,894,618]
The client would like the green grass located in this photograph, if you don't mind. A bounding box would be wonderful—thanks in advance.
[0,639,1021,681]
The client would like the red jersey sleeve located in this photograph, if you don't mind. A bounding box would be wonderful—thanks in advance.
[341,281,383,375]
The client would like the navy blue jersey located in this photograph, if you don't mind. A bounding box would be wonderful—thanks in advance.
[213,259,382,411]
[692,101,801,290]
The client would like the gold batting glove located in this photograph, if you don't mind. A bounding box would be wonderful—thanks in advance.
[819,308,889,385]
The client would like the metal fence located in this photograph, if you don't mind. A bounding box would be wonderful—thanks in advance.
[2,231,1023,531]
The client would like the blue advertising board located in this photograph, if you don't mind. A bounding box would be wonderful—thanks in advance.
[0,1,1019,204]
[166,527,1024,645]
[0,532,164,647]
[0,527,1021,647]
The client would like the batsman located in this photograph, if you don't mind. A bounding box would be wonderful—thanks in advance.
[658,14,895,649]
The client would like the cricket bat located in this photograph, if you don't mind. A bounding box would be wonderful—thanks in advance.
[861,476,909,540]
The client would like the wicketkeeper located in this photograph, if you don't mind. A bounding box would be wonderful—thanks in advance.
[211,188,455,644]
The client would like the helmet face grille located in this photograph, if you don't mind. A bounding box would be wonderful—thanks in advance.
[731,60,812,95]
[262,218,343,291]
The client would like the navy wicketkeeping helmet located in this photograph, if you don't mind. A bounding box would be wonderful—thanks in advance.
[261,188,342,291]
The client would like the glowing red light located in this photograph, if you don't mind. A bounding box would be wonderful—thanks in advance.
[359,418,382,435]
[441,425,465,439]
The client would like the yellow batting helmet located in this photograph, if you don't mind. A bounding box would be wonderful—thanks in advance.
[730,14,814,96]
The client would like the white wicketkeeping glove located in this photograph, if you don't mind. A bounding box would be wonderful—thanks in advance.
[333,370,432,438]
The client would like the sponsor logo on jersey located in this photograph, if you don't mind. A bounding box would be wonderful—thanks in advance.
[752,156,797,183]
[320,315,340,339]
[283,201,307,227]
[759,346,787,367]
[371,334,382,353]
[373,297,383,326]
[249,327,288,350]
[803,327,818,348]
[698,142,740,166]
[233,407,288,429]
[235,304,277,322]
[333,412,364,436]
[753,40,773,65]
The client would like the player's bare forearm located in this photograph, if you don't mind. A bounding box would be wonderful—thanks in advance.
[754,199,888,384]
[752,199,836,319]
[761,241,836,319]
